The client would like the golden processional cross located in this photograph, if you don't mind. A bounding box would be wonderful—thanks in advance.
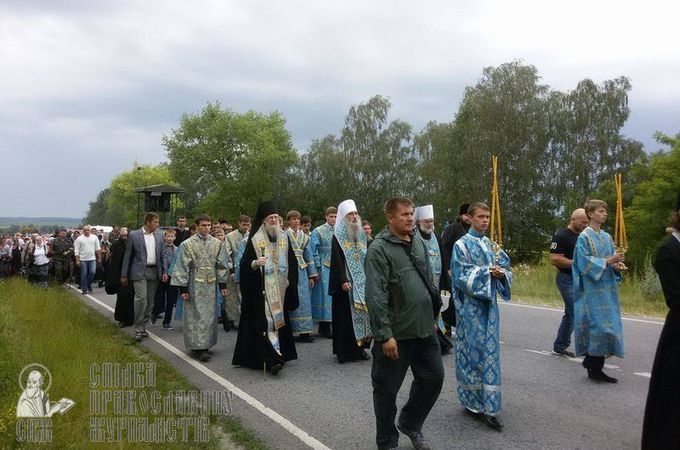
[489,155,505,274]
[614,173,628,271]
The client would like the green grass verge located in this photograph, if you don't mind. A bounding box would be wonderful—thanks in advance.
[0,278,268,450]
[512,256,668,318]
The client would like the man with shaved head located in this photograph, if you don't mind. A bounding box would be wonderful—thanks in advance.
[549,208,589,357]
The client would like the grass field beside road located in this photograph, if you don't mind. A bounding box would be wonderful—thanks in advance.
[512,256,667,318]
[0,278,267,450]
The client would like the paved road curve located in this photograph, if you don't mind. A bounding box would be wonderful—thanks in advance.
[72,285,661,450]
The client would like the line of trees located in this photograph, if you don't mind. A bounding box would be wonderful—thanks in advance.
[85,61,678,266]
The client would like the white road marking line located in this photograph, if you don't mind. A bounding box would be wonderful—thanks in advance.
[634,372,652,378]
[523,348,621,370]
[525,349,553,356]
[498,301,664,325]
[68,285,331,450]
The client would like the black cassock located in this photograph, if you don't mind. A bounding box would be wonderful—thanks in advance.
[106,239,135,326]
[329,236,370,362]
[642,233,680,449]
[232,235,299,371]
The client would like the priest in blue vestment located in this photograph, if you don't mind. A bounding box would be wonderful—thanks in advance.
[328,199,372,362]
[286,210,319,342]
[310,206,337,338]
[414,204,453,355]
[451,202,511,431]
[573,199,625,383]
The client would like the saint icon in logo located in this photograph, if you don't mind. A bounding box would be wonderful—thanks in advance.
[16,363,75,418]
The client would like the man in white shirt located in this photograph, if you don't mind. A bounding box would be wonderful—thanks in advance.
[121,212,164,342]
[74,225,101,294]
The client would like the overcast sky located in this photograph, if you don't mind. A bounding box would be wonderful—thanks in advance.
[1,0,678,218]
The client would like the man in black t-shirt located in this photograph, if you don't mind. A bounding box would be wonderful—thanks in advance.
[549,208,589,357]
[174,216,191,247]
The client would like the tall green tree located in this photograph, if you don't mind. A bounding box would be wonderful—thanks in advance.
[163,102,298,220]
[293,96,416,228]
[624,133,680,266]
[105,163,178,227]
[451,61,552,259]
[547,77,644,216]
[339,95,417,224]
[83,188,110,225]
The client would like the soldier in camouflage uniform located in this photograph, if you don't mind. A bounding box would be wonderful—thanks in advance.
[51,229,73,284]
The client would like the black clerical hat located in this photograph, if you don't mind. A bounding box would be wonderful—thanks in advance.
[459,203,471,215]
[253,200,278,230]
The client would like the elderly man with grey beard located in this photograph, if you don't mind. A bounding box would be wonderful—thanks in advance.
[415,205,453,355]
[329,199,372,363]
[232,201,299,375]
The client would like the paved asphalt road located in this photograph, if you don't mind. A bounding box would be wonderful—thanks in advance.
[70,285,662,450]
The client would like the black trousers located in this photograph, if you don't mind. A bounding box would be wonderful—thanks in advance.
[583,354,605,370]
[155,279,177,325]
[371,334,444,450]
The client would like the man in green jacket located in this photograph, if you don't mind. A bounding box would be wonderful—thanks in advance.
[365,197,444,450]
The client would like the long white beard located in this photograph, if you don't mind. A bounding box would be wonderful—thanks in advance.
[345,216,362,242]
[419,224,433,236]
[265,223,280,239]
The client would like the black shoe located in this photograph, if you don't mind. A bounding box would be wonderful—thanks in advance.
[195,350,210,362]
[553,348,576,357]
[270,363,283,375]
[151,313,158,325]
[321,330,333,339]
[298,333,315,343]
[396,424,431,450]
[134,332,144,342]
[482,414,504,431]
[587,369,618,383]
[141,331,149,337]
[358,349,370,360]
[465,408,483,419]
[318,323,333,339]
[223,320,233,332]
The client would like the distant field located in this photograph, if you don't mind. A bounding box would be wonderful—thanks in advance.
[0,217,82,227]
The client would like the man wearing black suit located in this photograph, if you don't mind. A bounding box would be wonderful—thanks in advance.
[121,212,164,342]
[642,196,680,449]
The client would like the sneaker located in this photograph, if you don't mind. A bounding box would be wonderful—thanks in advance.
[553,348,576,358]
[141,331,149,337]
[162,323,175,331]
[134,332,144,342]
[81,290,87,295]
[396,424,431,450]
[87,289,93,294]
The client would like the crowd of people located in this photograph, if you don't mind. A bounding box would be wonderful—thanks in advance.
[3,194,679,450]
